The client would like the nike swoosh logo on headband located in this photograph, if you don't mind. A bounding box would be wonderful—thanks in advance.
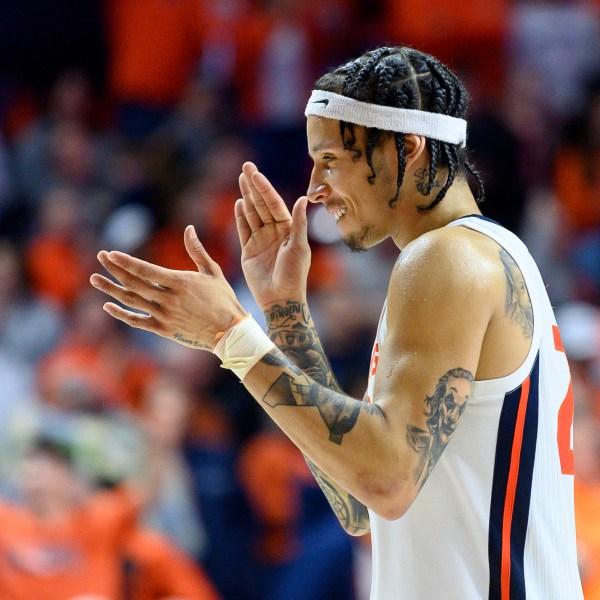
[312,99,329,106]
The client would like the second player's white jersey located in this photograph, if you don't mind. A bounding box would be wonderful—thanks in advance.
[365,215,583,600]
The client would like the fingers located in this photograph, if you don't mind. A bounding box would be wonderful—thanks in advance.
[290,196,309,247]
[239,171,263,232]
[183,225,219,274]
[239,162,291,230]
[96,251,166,302]
[102,251,174,287]
[102,302,158,332]
[235,199,252,247]
[251,171,291,223]
[90,273,159,315]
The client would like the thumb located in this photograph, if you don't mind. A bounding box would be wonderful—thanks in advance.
[289,196,309,247]
[184,225,215,273]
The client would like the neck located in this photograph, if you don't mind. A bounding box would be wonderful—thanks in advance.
[391,178,480,249]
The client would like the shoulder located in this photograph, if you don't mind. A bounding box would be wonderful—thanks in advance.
[391,225,501,299]
[385,225,504,343]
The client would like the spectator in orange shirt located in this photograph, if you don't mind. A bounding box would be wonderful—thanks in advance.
[0,436,221,600]
[105,0,203,138]
[37,288,159,411]
[0,437,142,600]
[25,186,93,310]
[123,528,220,600]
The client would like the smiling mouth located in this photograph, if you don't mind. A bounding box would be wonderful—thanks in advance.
[332,208,346,221]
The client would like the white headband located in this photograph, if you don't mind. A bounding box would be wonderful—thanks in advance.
[305,90,467,146]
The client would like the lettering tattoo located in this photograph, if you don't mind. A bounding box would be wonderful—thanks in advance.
[172,333,211,350]
[406,368,474,489]
[499,248,533,339]
[414,167,441,195]
[264,300,340,390]
[305,456,370,534]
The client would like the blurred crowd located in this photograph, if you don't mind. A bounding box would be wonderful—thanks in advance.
[0,0,599,599]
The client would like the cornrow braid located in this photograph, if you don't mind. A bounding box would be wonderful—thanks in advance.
[427,140,440,196]
[362,60,397,189]
[350,48,393,96]
[419,143,456,211]
[465,161,485,204]
[313,46,485,210]
[392,133,406,208]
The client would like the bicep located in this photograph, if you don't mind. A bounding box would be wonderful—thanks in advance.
[371,245,492,489]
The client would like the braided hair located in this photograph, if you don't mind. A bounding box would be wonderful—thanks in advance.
[314,47,485,210]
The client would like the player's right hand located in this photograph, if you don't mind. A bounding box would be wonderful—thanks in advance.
[236,162,311,309]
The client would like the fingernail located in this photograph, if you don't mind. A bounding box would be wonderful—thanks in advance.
[90,275,99,285]
[107,251,119,262]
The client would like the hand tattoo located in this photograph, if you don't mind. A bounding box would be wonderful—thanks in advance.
[173,333,211,350]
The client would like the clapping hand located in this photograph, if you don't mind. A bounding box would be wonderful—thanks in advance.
[236,162,311,308]
[90,225,246,351]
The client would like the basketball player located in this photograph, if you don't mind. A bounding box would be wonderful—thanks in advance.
[91,47,584,599]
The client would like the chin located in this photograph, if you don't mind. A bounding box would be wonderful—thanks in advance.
[342,224,377,253]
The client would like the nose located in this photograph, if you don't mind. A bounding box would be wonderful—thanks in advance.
[307,168,329,204]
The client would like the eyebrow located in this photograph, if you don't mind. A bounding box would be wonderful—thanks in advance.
[309,142,337,155]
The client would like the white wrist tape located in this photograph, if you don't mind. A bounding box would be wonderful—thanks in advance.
[213,316,276,381]
[305,90,467,146]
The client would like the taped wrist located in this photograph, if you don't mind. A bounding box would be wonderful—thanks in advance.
[213,316,276,381]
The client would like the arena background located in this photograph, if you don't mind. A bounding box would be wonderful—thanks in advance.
[0,1,599,599]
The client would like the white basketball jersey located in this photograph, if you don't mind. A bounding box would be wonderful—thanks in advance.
[365,215,583,600]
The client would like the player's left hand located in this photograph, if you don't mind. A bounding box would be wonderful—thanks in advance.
[90,225,247,350]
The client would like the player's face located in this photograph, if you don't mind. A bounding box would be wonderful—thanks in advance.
[306,116,399,251]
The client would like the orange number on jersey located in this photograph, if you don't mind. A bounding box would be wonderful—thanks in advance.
[553,325,575,475]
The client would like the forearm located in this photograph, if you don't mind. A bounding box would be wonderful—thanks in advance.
[263,299,341,391]
[242,346,403,518]
[304,455,370,535]
[264,299,370,533]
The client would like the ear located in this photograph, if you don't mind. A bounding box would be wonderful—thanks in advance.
[403,134,427,171]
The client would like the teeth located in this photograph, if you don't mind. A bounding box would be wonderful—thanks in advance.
[333,208,346,221]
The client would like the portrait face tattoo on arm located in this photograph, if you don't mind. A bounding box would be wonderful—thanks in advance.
[406,368,474,489]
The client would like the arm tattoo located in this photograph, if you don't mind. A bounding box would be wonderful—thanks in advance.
[406,368,474,489]
[305,456,370,534]
[499,248,533,339]
[264,300,342,390]
[260,350,380,444]
[263,299,371,525]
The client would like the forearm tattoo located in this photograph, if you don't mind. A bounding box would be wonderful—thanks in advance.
[406,368,474,489]
[260,355,372,445]
[499,248,533,339]
[263,300,373,526]
[264,300,341,390]
[304,456,370,534]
